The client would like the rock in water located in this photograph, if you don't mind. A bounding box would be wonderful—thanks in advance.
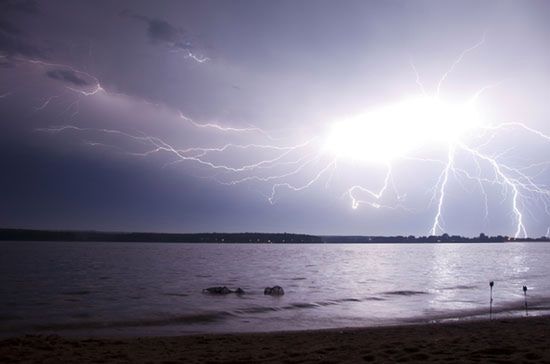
[203,286,232,294]
[235,287,245,295]
[264,286,284,296]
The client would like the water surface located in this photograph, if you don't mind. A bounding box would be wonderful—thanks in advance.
[1,242,549,336]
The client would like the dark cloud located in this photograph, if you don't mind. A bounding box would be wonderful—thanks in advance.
[123,12,193,51]
[0,31,42,57]
[0,19,21,35]
[46,69,89,86]
[146,18,180,44]
[0,0,41,57]
[0,57,14,68]
[0,0,38,14]
[1,1,549,236]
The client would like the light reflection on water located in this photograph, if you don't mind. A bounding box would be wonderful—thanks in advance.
[0,241,549,336]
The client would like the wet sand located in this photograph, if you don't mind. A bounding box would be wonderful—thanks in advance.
[1,316,548,363]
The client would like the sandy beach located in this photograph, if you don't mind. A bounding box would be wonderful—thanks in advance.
[1,316,548,363]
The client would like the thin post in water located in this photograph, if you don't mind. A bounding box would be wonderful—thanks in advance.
[489,281,494,320]
[523,286,529,316]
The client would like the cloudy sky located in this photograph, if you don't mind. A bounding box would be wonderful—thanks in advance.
[1,0,549,237]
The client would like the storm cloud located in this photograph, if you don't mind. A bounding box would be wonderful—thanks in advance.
[1,1,550,236]
[123,11,202,58]
[0,0,41,57]
[145,18,181,44]
[46,69,89,86]
[0,0,38,14]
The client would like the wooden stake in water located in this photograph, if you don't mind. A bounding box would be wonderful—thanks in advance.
[523,286,529,316]
[489,281,494,320]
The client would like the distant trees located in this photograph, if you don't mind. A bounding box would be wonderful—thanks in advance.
[321,233,549,243]
[1,228,548,244]
[0,229,322,243]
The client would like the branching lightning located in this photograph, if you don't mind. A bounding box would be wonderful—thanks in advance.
[177,111,275,140]
[6,35,550,238]
[179,49,209,64]
[435,33,486,98]
[430,145,456,236]
[34,95,59,111]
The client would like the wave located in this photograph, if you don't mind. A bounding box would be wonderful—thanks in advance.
[438,285,477,291]
[32,297,367,332]
[289,303,319,309]
[383,290,428,296]
[32,311,235,331]
[336,298,361,302]
[234,306,281,314]
[163,293,189,297]
[415,296,550,324]
[235,296,381,315]
[60,290,92,296]
[235,302,323,314]
[364,296,386,301]
[8,294,550,336]
[237,295,388,314]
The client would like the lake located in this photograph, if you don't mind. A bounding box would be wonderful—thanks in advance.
[1,241,549,337]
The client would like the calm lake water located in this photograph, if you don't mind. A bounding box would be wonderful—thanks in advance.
[1,242,549,337]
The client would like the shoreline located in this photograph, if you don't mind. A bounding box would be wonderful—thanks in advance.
[2,316,549,363]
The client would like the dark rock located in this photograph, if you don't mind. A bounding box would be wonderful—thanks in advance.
[264,285,284,296]
[235,287,245,295]
[202,286,232,295]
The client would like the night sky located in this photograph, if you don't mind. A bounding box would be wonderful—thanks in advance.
[1,0,549,237]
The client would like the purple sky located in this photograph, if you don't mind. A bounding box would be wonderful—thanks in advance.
[1,0,550,237]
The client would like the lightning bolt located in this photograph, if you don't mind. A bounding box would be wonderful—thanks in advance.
[436,33,486,98]
[457,142,529,238]
[430,145,456,236]
[347,163,393,210]
[6,35,550,238]
[178,111,274,139]
[34,95,59,111]
[410,35,548,237]
[181,50,209,64]
[24,58,106,97]
[38,125,316,175]
[409,59,427,96]
[267,158,337,204]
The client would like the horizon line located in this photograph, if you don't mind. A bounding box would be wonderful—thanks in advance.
[1,227,549,241]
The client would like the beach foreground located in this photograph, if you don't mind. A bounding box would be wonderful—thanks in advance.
[1,316,548,363]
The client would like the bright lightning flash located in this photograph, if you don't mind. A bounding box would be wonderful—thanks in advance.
[10,36,550,239]
[323,96,482,164]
